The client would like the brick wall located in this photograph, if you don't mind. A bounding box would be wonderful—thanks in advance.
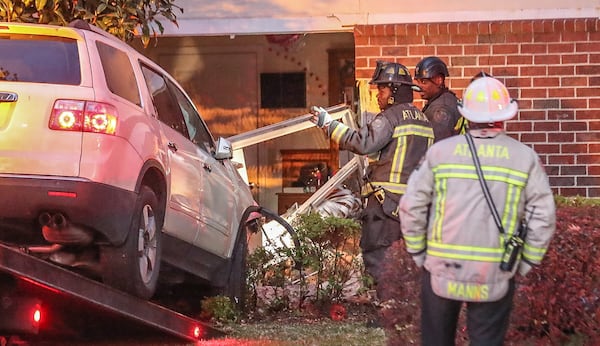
[354,18,600,198]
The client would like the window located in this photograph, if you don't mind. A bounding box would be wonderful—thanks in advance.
[96,41,141,106]
[260,72,306,108]
[141,65,188,138]
[0,35,80,85]
[166,79,215,153]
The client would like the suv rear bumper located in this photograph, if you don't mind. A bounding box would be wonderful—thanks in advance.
[0,176,137,245]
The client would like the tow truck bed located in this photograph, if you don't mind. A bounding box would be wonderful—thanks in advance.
[0,241,224,342]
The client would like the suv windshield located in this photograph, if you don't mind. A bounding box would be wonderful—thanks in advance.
[0,35,80,85]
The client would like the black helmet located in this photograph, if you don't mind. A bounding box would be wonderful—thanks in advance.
[369,61,418,105]
[369,61,415,87]
[414,56,449,79]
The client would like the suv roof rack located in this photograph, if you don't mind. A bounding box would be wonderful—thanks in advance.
[68,19,121,42]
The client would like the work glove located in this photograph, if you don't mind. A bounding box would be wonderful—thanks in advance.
[412,253,425,268]
[518,261,532,276]
[310,106,333,128]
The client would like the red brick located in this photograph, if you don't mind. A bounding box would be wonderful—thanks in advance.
[561,165,587,175]
[416,23,428,36]
[561,54,589,64]
[521,44,547,54]
[355,46,381,57]
[406,24,418,36]
[550,176,575,186]
[425,34,451,45]
[562,143,589,153]
[533,33,560,43]
[591,77,600,86]
[573,18,587,32]
[437,45,463,55]
[520,88,547,98]
[464,44,490,55]
[548,43,575,53]
[548,110,574,120]
[545,165,560,175]
[591,121,600,131]
[396,35,424,45]
[519,66,547,76]
[534,54,561,64]
[452,34,478,44]
[576,65,600,75]
[533,77,560,87]
[505,77,531,88]
[562,32,589,42]
[589,188,600,198]
[508,33,535,44]
[478,34,506,44]
[457,22,470,35]
[522,133,548,142]
[493,44,519,54]
[532,144,560,154]
[382,46,407,56]
[590,98,600,108]
[576,132,600,143]
[507,55,533,65]
[546,132,575,142]
[506,121,532,132]
[548,155,575,164]
[371,35,396,46]
[534,121,560,131]
[492,66,519,76]
[561,121,589,131]
[478,21,496,34]
[354,57,369,69]
[577,154,600,164]
[547,65,574,75]
[576,87,600,97]
[590,165,600,175]
[561,98,587,109]
[562,77,587,86]
[478,55,506,65]
[559,187,587,196]
[578,176,600,187]
[408,46,436,56]
[576,42,600,53]
[394,24,408,36]
[354,35,369,46]
[549,87,574,98]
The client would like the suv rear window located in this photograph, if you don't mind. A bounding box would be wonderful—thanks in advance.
[0,35,81,85]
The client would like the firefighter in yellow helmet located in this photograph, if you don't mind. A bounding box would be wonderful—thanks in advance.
[399,76,556,345]
[311,61,433,310]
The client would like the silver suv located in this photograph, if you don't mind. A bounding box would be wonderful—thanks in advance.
[0,21,257,299]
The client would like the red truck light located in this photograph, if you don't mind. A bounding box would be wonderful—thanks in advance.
[49,99,117,135]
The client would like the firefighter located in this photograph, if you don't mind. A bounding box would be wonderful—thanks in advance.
[414,56,466,141]
[399,76,556,346]
[310,61,434,302]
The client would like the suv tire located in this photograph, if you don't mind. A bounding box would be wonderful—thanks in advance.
[100,185,162,299]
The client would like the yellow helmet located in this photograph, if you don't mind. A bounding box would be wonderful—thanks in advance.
[458,77,518,123]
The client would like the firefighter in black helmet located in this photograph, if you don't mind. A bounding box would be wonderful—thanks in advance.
[310,61,433,311]
[414,56,465,141]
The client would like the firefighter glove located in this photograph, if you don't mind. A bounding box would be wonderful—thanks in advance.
[518,261,532,276]
[310,106,333,128]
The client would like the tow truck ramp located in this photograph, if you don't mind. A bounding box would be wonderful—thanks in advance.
[0,242,224,342]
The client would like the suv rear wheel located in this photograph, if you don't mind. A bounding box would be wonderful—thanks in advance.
[100,185,162,299]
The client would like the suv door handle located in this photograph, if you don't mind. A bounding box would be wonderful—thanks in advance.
[167,142,178,152]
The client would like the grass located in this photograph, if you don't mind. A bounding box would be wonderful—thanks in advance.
[202,320,386,346]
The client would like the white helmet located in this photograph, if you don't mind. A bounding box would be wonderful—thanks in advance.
[458,76,518,123]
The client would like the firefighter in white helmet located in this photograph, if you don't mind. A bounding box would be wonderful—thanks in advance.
[399,76,556,345]
[311,61,433,311]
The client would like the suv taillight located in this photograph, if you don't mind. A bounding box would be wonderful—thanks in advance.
[49,99,117,135]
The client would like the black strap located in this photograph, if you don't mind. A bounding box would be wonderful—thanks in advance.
[465,133,505,234]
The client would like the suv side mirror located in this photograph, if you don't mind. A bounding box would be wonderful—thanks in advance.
[214,137,233,160]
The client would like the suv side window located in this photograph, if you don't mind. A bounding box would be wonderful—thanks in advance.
[140,65,189,138]
[165,79,215,153]
[96,41,141,106]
